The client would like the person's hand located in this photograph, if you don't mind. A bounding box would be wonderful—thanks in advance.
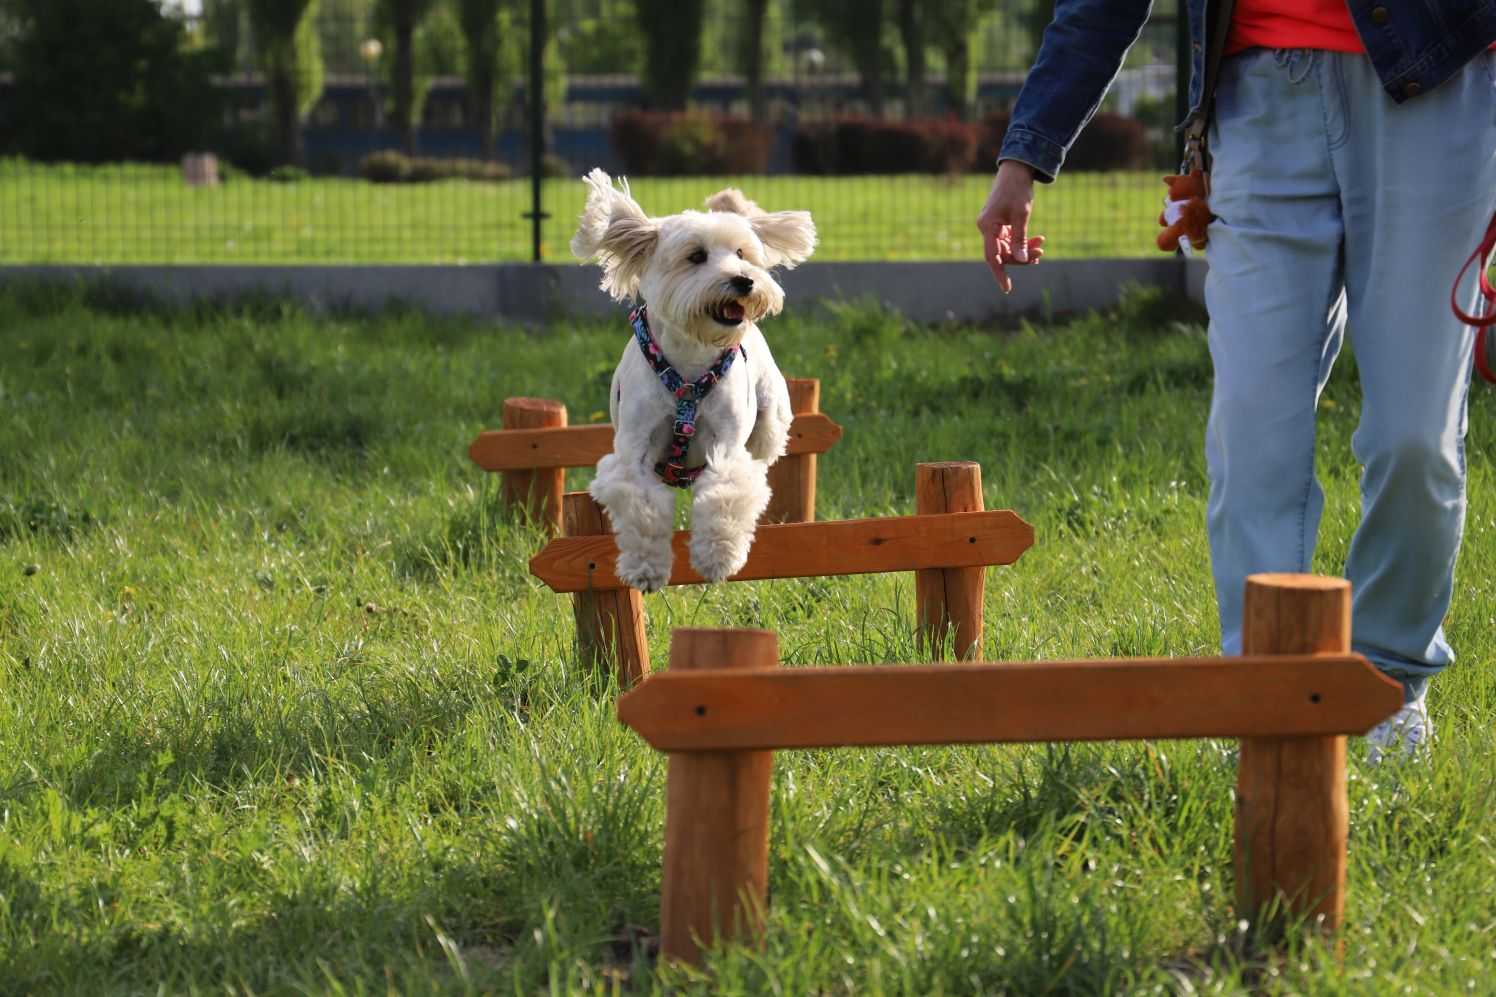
[977,160,1046,293]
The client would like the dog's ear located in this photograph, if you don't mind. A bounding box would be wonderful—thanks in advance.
[704,188,765,217]
[571,168,658,301]
[751,210,817,269]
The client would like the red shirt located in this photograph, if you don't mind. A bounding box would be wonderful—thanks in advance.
[1229,0,1496,54]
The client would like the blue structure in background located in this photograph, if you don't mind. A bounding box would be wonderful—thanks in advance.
[218,73,1027,176]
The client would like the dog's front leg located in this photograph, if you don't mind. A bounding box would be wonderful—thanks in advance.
[591,453,675,592]
[745,356,793,465]
[688,448,772,583]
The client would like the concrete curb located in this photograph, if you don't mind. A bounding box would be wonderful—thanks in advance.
[0,259,1208,324]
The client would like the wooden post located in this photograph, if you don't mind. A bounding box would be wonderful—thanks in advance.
[660,628,777,965]
[914,461,985,660]
[1234,573,1351,940]
[563,492,649,687]
[762,378,820,524]
[501,397,566,533]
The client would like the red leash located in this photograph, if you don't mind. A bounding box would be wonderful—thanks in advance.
[1452,210,1496,384]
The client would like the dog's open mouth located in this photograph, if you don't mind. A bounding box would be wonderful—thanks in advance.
[708,299,749,326]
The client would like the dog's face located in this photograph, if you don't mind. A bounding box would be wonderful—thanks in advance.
[571,169,817,347]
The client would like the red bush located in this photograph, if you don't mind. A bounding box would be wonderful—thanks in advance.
[611,113,775,176]
[976,110,1151,174]
[792,118,983,176]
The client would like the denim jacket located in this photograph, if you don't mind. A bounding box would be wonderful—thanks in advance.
[1000,0,1496,181]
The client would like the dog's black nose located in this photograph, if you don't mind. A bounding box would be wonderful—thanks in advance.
[729,275,754,295]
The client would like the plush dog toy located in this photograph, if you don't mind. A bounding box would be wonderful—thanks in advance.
[571,169,817,591]
[1156,173,1212,254]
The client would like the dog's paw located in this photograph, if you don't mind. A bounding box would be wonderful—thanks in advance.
[745,411,790,465]
[616,548,672,593]
[689,533,752,583]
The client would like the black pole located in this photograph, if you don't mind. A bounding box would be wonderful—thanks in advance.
[528,0,547,262]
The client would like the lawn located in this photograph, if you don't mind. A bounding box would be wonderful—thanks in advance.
[0,159,1166,265]
[0,283,1493,993]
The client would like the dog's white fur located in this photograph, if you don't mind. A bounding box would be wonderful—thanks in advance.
[571,169,817,591]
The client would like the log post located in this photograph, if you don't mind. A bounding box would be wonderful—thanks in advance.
[563,492,649,687]
[914,461,985,660]
[501,397,566,533]
[762,378,821,524]
[660,628,777,965]
[1234,573,1351,941]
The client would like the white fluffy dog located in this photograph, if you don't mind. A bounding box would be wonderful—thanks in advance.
[571,169,817,592]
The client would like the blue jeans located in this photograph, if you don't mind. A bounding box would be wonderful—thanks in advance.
[1205,49,1496,697]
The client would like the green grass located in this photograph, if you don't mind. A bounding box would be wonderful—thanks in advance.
[0,158,1165,264]
[0,282,1493,993]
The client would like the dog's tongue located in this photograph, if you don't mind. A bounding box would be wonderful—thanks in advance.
[724,301,746,320]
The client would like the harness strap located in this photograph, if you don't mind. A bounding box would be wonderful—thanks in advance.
[630,305,740,488]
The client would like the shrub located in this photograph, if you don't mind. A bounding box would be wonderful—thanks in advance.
[359,151,514,184]
[541,152,573,179]
[216,122,278,177]
[267,165,310,183]
[1064,112,1151,172]
[360,150,411,183]
[792,118,983,176]
[977,110,1151,174]
[612,113,774,176]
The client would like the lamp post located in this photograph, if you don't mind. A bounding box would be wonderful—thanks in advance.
[359,37,384,133]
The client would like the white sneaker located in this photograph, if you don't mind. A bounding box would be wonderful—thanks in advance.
[1366,689,1432,764]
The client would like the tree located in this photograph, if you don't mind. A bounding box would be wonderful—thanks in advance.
[456,0,514,160]
[202,0,245,73]
[926,0,995,120]
[742,0,769,123]
[896,0,926,119]
[796,0,891,117]
[635,0,705,111]
[2,0,221,162]
[374,0,438,154]
[248,0,324,167]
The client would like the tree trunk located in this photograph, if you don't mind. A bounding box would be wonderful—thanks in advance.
[856,0,885,117]
[945,34,971,120]
[898,0,925,119]
[394,12,416,155]
[474,66,496,160]
[745,0,768,124]
[271,60,305,166]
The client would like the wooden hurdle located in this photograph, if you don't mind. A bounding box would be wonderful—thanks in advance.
[617,574,1403,965]
[468,377,843,533]
[530,461,1033,687]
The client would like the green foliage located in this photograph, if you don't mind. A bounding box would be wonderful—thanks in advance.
[0,0,222,163]
[794,0,898,113]
[635,0,706,111]
[558,0,644,74]
[456,0,518,141]
[248,0,324,164]
[923,0,996,119]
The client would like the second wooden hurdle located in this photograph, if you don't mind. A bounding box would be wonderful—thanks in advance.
[529,461,1034,687]
[617,574,1403,965]
[469,377,843,533]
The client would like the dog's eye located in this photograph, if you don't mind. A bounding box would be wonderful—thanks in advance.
[736,248,744,259]
[688,249,707,265]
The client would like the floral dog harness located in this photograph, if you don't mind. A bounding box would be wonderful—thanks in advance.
[630,305,740,488]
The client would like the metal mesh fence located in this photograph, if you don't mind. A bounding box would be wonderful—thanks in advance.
[0,0,1185,265]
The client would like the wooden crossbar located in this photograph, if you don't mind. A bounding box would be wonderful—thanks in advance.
[637,577,1403,966]
[468,412,843,471]
[529,509,1034,593]
[617,655,1402,752]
